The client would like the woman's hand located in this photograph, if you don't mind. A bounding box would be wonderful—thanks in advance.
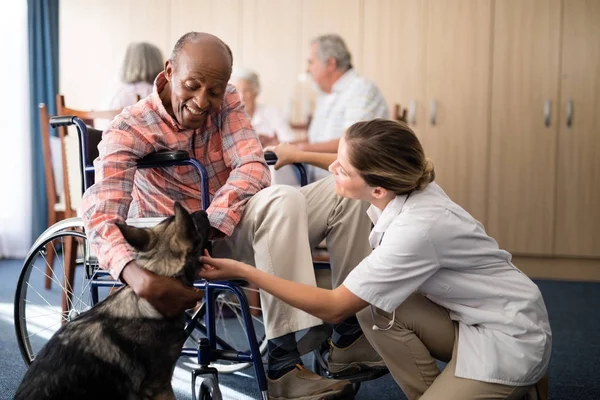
[264,142,300,170]
[199,250,250,281]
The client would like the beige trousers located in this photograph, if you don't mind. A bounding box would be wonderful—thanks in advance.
[357,292,543,400]
[212,175,372,339]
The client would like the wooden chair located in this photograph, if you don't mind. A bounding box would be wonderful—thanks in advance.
[39,104,66,289]
[54,95,122,310]
[55,94,123,218]
[393,103,408,123]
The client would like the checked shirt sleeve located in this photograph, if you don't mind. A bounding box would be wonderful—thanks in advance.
[206,91,271,236]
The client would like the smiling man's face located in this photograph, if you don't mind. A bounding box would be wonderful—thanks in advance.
[163,40,231,130]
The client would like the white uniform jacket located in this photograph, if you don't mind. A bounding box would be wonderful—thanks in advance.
[344,182,552,386]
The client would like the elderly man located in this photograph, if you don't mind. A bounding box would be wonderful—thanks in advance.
[81,32,376,399]
[298,34,389,182]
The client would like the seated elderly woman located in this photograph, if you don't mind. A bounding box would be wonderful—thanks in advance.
[230,67,300,186]
[109,42,164,109]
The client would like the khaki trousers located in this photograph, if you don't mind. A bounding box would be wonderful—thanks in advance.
[212,175,372,339]
[357,292,543,400]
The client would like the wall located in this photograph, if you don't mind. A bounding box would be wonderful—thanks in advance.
[59,0,367,123]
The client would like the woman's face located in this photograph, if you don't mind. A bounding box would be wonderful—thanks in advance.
[329,136,373,200]
[233,78,257,108]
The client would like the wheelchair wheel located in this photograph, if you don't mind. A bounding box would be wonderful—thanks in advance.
[185,288,267,374]
[198,376,222,400]
[14,223,119,365]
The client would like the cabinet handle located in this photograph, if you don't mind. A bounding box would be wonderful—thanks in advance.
[544,100,551,127]
[408,100,416,125]
[566,100,573,128]
[430,100,437,126]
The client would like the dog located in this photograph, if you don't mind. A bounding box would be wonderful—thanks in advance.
[15,202,210,400]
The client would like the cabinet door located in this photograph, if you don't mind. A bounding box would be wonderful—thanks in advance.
[555,0,600,257]
[422,0,493,225]
[241,0,303,113]
[363,0,427,136]
[487,0,562,255]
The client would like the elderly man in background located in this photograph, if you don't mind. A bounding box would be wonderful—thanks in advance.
[299,34,388,182]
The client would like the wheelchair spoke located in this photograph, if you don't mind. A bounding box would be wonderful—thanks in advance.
[24,281,62,312]
[25,320,63,340]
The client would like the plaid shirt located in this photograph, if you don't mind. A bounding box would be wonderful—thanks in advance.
[81,72,270,279]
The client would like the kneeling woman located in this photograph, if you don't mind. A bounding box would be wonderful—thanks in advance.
[200,119,551,400]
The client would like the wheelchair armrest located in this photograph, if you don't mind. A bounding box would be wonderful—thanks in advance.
[137,150,190,168]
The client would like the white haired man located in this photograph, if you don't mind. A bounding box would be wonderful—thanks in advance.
[300,34,388,182]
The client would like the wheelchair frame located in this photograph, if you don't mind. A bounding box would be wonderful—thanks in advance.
[15,116,270,400]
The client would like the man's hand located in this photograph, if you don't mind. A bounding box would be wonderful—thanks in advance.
[120,261,204,318]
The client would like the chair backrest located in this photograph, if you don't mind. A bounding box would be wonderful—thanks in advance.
[39,104,62,221]
[55,94,123,216]
[393,104,408,123]
[82,127,103,192]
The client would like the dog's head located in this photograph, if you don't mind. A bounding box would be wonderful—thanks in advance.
[116,202,210,285]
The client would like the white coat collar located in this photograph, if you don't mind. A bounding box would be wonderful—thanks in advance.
[367,194,409,249]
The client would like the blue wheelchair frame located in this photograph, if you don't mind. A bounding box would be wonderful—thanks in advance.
[49,116,273,400]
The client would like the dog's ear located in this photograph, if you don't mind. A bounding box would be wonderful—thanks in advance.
[116,223,152,251]
[174,201,195,240]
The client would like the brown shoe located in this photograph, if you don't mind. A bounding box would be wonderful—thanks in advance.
[268,364,354,400]
[327,335,387,376]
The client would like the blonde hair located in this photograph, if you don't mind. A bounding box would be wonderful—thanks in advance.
[121,42,164,84]
[345,119,435,195]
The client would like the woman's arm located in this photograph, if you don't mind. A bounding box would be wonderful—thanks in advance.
[199,254,368,323]
[264,142,337,171]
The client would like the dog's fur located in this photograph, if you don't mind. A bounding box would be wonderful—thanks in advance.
[15,203,210,400]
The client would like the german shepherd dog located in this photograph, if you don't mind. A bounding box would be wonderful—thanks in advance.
[15,202,210,400]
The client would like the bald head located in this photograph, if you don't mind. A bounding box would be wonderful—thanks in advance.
[171,32,233,68]
[162,32,233,130]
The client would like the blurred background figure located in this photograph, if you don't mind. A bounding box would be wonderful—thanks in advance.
[230,67,297,147]
[109,42,164,109]
[301,34,388,182]
[230,67,300,186]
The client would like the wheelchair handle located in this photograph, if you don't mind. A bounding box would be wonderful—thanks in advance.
[264,151,308,186]
[49,116,78,128]
[264,151,278,164]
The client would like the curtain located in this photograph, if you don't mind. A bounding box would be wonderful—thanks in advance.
[28,0,59,242]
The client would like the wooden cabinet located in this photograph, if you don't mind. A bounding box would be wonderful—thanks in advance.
[363,0,427,136]
[554,0,600,257]
[364,0,493,225]
[487,0,562,255]
[420,0,493,225]
[241,0,303,112]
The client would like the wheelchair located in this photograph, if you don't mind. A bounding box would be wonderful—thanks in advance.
[14,116,387,399]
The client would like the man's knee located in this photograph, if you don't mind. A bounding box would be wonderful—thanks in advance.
[253,184,307,217]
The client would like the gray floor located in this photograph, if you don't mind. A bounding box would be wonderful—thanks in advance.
[1,258,600,399]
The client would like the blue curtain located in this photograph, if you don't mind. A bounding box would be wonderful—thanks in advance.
[28,0,59,242]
